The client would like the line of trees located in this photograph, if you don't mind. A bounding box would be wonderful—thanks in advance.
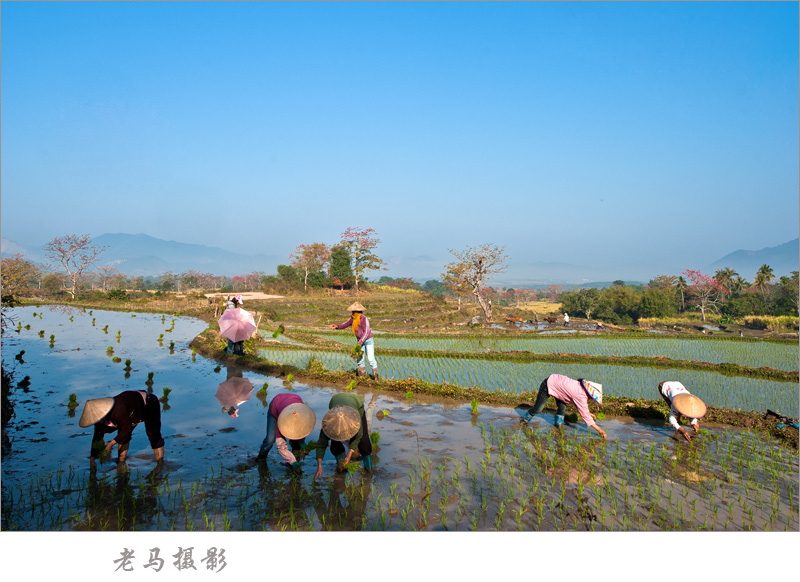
[559,267,798,325]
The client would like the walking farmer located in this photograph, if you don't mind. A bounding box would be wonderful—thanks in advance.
[330,302,379,380]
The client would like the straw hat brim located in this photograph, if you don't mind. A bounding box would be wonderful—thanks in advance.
[347,302,365,312]
[79,397,114,427]
[672,393,707,419]
[322,405,361,441]
[277,403,316,440]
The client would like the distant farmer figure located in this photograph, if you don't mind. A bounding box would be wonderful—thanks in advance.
[79,390,165,469]
[314,392,373,479]
[257,393,316,474]
[520,374,606,439]
[563,313,570,327]
[658,381,707,442]
[224,294,245,355]
[329,302,379,380]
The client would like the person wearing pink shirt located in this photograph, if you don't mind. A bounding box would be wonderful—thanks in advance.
[520,374,606,439]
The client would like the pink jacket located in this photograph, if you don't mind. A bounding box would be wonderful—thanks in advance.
[546,374,597,428]
[334,316,373,346]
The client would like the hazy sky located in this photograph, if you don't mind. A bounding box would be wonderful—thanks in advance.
[2,1,798,283]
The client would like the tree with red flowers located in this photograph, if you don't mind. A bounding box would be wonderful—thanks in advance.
[682,269,723,322]
[338,228,385,293]
[290,243,331,293]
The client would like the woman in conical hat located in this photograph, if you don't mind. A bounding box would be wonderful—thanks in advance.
[314,392,373,480]
[658,381,707,442]
[520,374,607,439]
[257,392,316,474]
[79,390,165,468]
[329,302,380,381]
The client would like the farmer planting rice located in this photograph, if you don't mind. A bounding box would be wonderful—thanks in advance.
[314,392,373,479]
[520,374,607,439]
[329,302,379,380]
[257,393,316,474]
[657,381,707,442]
[79,390,165,469]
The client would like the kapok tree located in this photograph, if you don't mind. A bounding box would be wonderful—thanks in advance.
[443,244,508,322]
[338,227,385,293]
[43,234,106,300]
[290,243,331,293]
[682,269,723,322]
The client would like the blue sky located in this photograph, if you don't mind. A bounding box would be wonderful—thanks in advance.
[2,1,798,283]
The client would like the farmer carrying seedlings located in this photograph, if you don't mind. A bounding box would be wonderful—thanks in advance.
[329,302,379,380]
[314,392,373,479]
[257,393,316,474]
[79,390,165,468]
[658,381,707,442]
[520,374,606,439]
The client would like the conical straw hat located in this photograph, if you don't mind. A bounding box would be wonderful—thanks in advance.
[277,403,316,440]
[672,393,707,419]
[79,397,114,427]
[582,380,603,405]
[347,302,365,312]
[321,405,361,441]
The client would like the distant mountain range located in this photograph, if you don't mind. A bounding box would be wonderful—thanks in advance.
[1,233,797,283]
[1,233,279,277]
[704,238,798,280]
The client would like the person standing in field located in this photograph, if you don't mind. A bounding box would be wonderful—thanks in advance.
[257,392,316,474]
[329,302,379,380]
[563,312,570,327]
[225,294,245,355]
[79,390,165,469]
[520,374,606,439]
[657,381,707,442]
[314,392,373,479]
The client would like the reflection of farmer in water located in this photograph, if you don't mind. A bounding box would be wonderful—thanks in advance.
[329,302,379,380]
[257,393,316,474]
[80,390,165,469]
[314,393,373,479]
[658,381,707,442]
[520,374,607,439]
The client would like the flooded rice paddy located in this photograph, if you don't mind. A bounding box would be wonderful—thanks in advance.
[1,305,798,531]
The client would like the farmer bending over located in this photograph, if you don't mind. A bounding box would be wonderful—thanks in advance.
[329,302,379,380]
[658,381,707,442]
[80,390,165,469]
[257,392,316,474]
[314,392,373,479]
[520,374,606,439]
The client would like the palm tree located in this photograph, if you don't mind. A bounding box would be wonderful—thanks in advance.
[753,264,775,312]
[675,275,687,312]
[714,267,739,300]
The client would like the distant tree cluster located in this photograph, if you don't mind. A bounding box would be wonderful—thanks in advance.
[559,266,798,324]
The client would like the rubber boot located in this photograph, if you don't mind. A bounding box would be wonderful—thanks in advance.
[362,454,373,472]
[554,415,565,428]
[372,368,380,380]
[117,442,129,463]
[357,367,366,377]
[153,446,165,463]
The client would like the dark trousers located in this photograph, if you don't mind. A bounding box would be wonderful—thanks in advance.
[530,377,567,417]
[143,393,165,449]
[330,411,372,458]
